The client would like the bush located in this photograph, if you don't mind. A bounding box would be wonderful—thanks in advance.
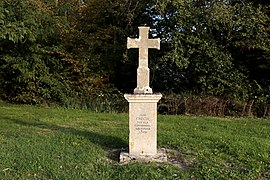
[159,93,270,117]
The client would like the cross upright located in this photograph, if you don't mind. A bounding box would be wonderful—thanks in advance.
[127,27,160,94]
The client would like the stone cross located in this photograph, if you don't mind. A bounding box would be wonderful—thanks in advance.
[121,26,164,162]
[127,27,160,94]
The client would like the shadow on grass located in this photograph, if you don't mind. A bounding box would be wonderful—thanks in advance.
[1,115,128,162]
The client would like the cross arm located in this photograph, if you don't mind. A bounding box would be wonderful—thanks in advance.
[148,39,160,50]
[127,38,140,49]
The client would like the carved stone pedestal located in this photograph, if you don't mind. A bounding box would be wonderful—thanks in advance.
[124,94,162,156]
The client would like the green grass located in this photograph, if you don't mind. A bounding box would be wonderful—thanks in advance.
[0,102,270,179]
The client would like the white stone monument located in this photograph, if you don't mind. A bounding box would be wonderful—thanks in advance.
[121,27,165,162]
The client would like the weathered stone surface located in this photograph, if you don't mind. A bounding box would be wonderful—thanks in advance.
[124,94,162,156]
[119,148,167,163]
[134,67,152,94]
[127,27,160,94]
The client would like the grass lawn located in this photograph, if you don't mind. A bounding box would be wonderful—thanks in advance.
[0,102,270,179]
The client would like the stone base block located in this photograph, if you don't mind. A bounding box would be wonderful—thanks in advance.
[119,148,167,163]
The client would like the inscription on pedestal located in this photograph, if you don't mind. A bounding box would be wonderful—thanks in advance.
[135,114,151,134]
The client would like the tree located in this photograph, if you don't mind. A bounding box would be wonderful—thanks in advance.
[0,0,69,103]
[0,0,157,105]
[60,0,156,93]
[151,0,270,100]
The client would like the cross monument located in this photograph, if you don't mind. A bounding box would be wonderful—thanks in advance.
[121,27,165,162]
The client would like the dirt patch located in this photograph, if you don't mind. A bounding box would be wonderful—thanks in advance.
[106,147,195,170]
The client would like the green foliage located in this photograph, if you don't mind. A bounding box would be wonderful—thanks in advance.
[0,0,126,108]
[63,0,154,91]
[153,0,270,101]
[0,0,68,103]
